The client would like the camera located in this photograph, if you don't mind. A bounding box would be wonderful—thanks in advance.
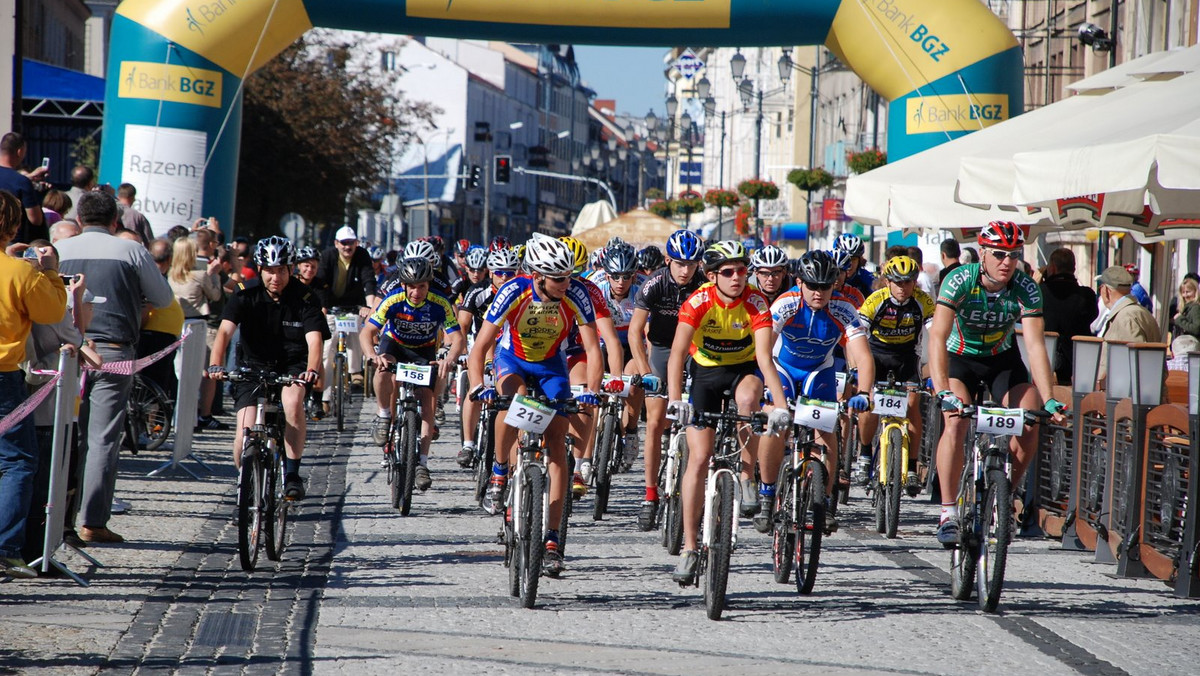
[1078,23,1114,51]
[40,157,49,170]
[22,247,40,260]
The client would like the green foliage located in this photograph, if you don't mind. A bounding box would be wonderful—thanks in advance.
[704,188,739,208]
[648,200,673,218]
[738,179,779,201]
[787,167,835,191]
[846,148,887,175]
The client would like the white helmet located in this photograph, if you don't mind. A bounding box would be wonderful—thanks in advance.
[487,247,520,271]
[403,239,439,266]
[524,233,575,275]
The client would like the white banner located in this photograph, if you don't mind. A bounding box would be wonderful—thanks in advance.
[122,124,207,237]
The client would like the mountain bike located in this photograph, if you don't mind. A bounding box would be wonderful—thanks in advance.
[946,388,1050,612]
[590,374,657,520]
[471,363,498,506]
[330,307,360,432]
[659,419,688,555]
[123,374,173,453]
[383,361,432,516]
[227,368,303,572]
[869,374,922,539]
[772,395,834,594]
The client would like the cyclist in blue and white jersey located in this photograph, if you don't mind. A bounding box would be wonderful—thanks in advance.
[592,241,649,471]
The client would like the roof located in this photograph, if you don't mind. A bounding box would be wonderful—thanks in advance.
[22,59,105,102]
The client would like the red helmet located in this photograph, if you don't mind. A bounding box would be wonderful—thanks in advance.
[977,221,1024,250]
[454,238,471,256]
[489,235,511,252]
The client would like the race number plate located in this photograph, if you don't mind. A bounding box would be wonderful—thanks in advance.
[335,314,360,333]
[976,407,1023,436]
[835,371,849,394]
[873,390,908,417]
[795,399,838,433]
[396,363,433,386]
[505,394,555,434]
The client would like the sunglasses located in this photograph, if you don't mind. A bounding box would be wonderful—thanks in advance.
[805,283,834,291]
[987,249,1022,261]
[494,270,515,278]
[468,267,488,274]
[543,274,571,284]
[716,267,748,278]
[609,273,635,281]
[757,269,785,277]
[338,240,357,246]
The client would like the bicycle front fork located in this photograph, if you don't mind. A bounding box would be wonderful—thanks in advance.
[701,467,740,551]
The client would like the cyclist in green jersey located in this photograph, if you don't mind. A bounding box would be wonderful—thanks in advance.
[928,222,1067,545]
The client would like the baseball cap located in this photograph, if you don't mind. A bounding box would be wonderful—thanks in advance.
[1095,265,1134,288]
[334,226,357,243]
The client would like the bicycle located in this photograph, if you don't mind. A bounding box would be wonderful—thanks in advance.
[772,395,835,594]
[686,397,768,620]
[382,361,431,515]
[868,374,922,539]
[470,362,498,506]
[658,419,688,555]
[590,374,658,521]
[946,387,1050,612]
[330,307,360,432]
[226,368,303,572]
[123,374,173,453]
[495,390,579,609]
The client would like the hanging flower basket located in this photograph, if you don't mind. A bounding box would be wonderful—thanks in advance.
[648,200,674,218]
[734,202,753,237]
[646,187,665,201]
[738,179,780,201]
[704,188,740,209]
[787,167,835,192]
[846,148,887,175]
[673,190,704,215]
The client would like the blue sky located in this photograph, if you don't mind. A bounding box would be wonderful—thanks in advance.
[573,46,671,119]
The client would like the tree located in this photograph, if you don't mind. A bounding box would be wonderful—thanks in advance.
[235,31,436,240]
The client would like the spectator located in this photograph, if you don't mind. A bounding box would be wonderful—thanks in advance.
[961,246,979,265]
[1040,248,1099,384]
[1168,272,1200,320]
[939,238,961,284]
[49,220,81,244]
[1122,263,1152,312]
[0,190,67,578]
[140,239,184,399]
[115,228,146,248]
[63,166,95,220]
[0,133,47,243]
[1172,278,1200,341]
[906,246,936,298]
[1094,265,1161,384]
[1167,334,1199,372]
[170,236,225,430]
[55,191,174,544]
[165,225,190,242]
[42,190,71,228]
[116,184,154,245]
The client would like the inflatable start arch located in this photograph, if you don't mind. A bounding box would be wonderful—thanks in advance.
[101,0,1022,233]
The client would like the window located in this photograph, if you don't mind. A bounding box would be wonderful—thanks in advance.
[381,51,396,72]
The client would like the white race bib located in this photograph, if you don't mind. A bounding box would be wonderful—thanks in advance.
[794,399,838,432]
[976,407,1023,436]
[835,372,849,394]
[396,363,433,387]
[335,314,360,334]
[505,394,555,434]
[872,390,908,417]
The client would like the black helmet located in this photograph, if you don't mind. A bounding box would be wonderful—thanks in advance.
[636,245,665,271]
[396,256,434,284]
[603,243,638,275]
[796,250,839,286]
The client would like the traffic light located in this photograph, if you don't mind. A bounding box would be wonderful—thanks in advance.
[468,164,481,190]
[494,155,511,185]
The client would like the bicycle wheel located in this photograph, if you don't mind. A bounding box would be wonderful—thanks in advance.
[950,461,979,601]
[977,469,1012,612]
[266,449,287,561]
[237,445,262,572]
[400,409,420,516]
[593,409,618,520]
[474,410,494,504]
[704,471,735,620]
[665,434,688,556]
[520,465,546,609]
[334,353,346,432]
[796,461,826,594]
[885,427,904,539]
[129,376,173,451]
[387,420,402,510]
[873,435,886,534]
[771,458,795,584]
[558,455,573,559]
[838,416,856,505]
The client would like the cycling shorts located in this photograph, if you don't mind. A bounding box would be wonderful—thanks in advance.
[775,364,838,403]
[948,346,1029,403]
[378,337,438,389]
[872,349,920,384]
[687,360,760,429]
[494,349,573,415]
[232,361,309,411]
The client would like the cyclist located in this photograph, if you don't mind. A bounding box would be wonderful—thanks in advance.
[208,237,328,500]
[829,249,866,309]
[294,246,319,287]
[312,226,378,414]
[757,250,873,533]
[452,238,472,275]
[360,256,463,492]
[455,247,519,467]
[854,255,934,494]
[451,246,489,304]
[592,241,648,471]
[749,244,792,305]
[629,229,704,531]
[488,235,511,252]
[637,245,666,277]
[379,239,454,303]
[834,232,875,300]
[929,221,1066,545]
[667,241,791,584]
[469,234,603,577]
[369,246,388,289]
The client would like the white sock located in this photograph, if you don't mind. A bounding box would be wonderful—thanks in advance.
[419,454,428,467]
[377,410,390,418]
[940,505,958,524]
[462,441,476,449]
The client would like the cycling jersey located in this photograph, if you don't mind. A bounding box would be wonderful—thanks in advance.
[484,276,597,362]
[222,279,329,370]
[635,267,704,348]
[593,273,646,345]
[835,283,865,309]
[750,273,795,306]
[847,266,875,299]
[937,264,1042,357]
[564,277,611,360]
[458,281,497,335]
[859,287,935,352]
[367,290,458,349]
[377,269,453,304]
[770,287,866,372]
[678,282,772,367]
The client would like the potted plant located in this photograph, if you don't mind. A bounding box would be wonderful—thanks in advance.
[738,179,780,201]
[846,148,887,175]
[646,187,665,201]
[648,200,674,218]
[704,188,739,209]
[673,190,704,215]
[787,167,835,192]
[734,202,753,237]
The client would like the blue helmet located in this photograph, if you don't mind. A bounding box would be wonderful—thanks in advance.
[828,248,854,272]
[666,230,704,262]
[833,232,865,258]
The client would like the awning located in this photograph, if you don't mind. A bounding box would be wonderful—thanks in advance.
[21,59,105,120]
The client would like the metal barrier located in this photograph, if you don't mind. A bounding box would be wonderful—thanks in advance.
[1034,386,1075,538]
[1137,403,1190,585]
[917,388,940,500]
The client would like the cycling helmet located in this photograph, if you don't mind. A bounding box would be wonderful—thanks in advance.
[977,220,1024,250]
[421,235,446,254]
[487,247,520,271]
[367,245,385,261]
[254,236,294,268]
[1123,263,1140,275]
[833,232,865,259]
[750,245,789,270]
[796,250,840,286]
[666,230,704,261]
[637,246,666,271]
[558,236,589,273]
[603,243,638,275]
[702,240,749,272]
[396,256,434,284]
[589,249,604,269]
[489,235,511,252]
[882,255,920,283]
[454,238,471,256]
[403,239,439,266]
[606,236,628,251]
[525,234,575,275]
[294,246,318,263]
[829,248,854,272]
[465,247,488,270]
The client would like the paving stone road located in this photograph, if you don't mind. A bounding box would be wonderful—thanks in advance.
[2,399,1198,675]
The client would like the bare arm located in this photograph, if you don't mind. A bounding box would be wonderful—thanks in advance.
[928,305,955,394]
[209,319,237,369]
[468,321,501,389]
[667,323,695,403]
[579,323,604,393]
[1019,316,1060,413]
[595,315,625,377]
[755,325,787,407]
[628,308,651,374]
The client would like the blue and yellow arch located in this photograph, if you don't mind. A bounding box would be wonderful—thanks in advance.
[101,0,1021,233]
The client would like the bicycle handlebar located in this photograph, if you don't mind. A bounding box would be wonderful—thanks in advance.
[224,368,306,387]
[493,393,581,415]
[956,405,1053,424]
